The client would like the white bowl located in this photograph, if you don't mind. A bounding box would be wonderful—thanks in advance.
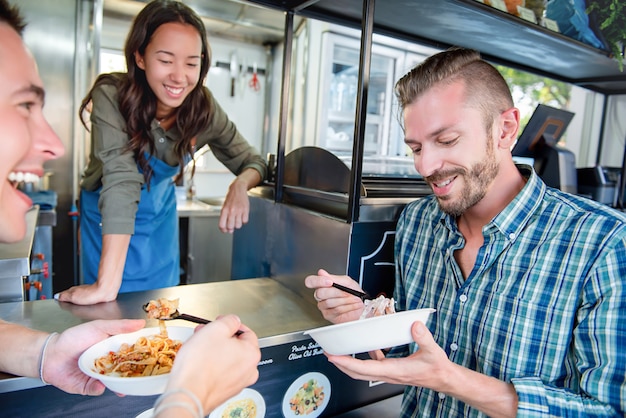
[303,308,435,355]
[78,326,194,396]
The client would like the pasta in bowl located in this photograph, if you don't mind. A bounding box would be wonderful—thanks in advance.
[78,326,194,396]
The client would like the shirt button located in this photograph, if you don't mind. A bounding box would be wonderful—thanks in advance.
[509,232,516,240]
[438,392,445,400]
[450,343,458,351]
[459,294,468,303]
[159,137,165,143]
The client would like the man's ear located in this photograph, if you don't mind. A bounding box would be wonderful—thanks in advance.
[498,107,520,150]
[134,51,145,70]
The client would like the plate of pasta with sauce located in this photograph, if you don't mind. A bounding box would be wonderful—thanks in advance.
[282,372,330,417]
[78,326,194,396]
[209,388,266,418]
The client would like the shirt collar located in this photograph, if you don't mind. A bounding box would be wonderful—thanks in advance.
[151,119,181,141]
[490,164,545,242]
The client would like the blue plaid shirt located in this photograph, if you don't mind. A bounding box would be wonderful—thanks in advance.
[392,165,626,417]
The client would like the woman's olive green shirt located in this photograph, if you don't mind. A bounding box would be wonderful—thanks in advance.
[80,82,267,235]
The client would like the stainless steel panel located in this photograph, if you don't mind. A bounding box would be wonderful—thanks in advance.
[177,199,233,283]
[186,215,233,282]
[0,207,39,302]
[20,0,82,292]
[103,0,291,45]
[0,265,27,303]
[232,191,406,302]
[232,194,352,286]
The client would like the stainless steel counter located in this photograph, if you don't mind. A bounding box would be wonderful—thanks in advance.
[0,278,405,416]
[175,198,221,217]
[0,278,327,392]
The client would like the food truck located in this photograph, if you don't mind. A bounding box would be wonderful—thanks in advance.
[1,0,625,416]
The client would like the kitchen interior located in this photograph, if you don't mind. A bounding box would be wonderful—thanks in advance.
[1,0,625,416]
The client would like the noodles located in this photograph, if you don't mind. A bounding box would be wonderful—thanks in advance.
[144,298,178,337]
[93,328,183,377]
[221,398,257,418]
[145,298,179,319]
[91,298,186,378]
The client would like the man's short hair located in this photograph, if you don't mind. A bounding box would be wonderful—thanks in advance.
[0,0,26,36]
[395,47,514,132]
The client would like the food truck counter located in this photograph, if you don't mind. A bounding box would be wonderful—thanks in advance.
[0,278,403,417]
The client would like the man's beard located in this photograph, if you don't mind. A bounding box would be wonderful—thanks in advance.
[428,139,499,217]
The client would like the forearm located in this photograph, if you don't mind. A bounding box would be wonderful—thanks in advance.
[0,321,49,379]
[231,167,262,191]
[97,233,131,292]
[440,362,518,418]
[54,233,130,304]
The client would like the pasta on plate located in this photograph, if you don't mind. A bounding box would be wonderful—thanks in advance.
[289,378,325,415]
[221,398,257,418]
[93,328,183,377]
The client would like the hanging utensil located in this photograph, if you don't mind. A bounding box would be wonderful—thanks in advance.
[249,61,261,92]
[239,57,247,98]
[229,52,238,97]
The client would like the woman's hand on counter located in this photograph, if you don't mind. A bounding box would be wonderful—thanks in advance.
[54,282,119,305]
[218,168,262,234]
[159,314,260,417]
[42,319,145,395]
[305,269,365,324]
[55,234,128,305]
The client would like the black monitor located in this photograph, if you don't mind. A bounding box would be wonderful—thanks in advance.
[512,104,575,157]
[512,104,577,194]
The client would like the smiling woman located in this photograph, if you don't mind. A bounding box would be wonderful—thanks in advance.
[55,0,267,306]
[134,21,203,120]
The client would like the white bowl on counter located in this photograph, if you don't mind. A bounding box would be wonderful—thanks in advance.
[303,308,435,356]
[78,326,194,396]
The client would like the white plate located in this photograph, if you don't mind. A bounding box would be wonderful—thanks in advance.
[209,388,266,418]
[78,326,194,396]
[135,408,154,418]
[282,372,330,418]
[303,308,435,355]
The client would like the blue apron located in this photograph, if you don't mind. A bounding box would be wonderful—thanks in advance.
[80,154,180,293]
